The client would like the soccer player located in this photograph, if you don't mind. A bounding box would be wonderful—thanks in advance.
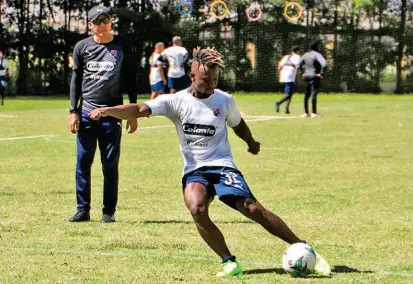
[275,46,300,114]
[89,47,331,277]
[149,42,167,100]
[0,49,9,106]
[299,40,327,118]
[159,36,190,94]
[68,6,138,223]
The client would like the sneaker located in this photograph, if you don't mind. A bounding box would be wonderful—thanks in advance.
[313,252,331,276]
[275,102,280,113]
[311,113,321,118]
[301,113,310,118]
[216,260,243,277]
[68,210,90,222]
[101,214,116,223]
[285,110,290,114]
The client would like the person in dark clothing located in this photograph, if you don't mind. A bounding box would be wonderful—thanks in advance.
[0,49,9,106]
[299,41,327,118]
[68,5,138,223]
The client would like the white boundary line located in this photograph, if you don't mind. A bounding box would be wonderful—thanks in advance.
[0,135,54,141]
[0,114,17,118]
[0,246,411,277]
[138,125,174,130]
[137,115,298,131]
[0,116,297,141]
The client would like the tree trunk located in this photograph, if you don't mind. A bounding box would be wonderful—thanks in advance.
[395,0,406,94]
[118,0,129,36]
[39,0,44,93]
[0,1,2,39]
[85,0,89,35]
[332,0,340,90]
[16,0,28,94]
[63,0,69,92]
[234,6,247,90]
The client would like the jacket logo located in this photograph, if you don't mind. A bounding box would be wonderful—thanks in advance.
[86,61,115,71]
[213,108,220,116]
[182,123,216,136]
[110,50,118,58]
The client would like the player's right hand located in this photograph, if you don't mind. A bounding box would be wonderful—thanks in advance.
[248,140,260,155]
[69,113,80,134]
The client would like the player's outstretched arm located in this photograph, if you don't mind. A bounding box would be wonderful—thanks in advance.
[232,118,260,155]
[90,103,151,120]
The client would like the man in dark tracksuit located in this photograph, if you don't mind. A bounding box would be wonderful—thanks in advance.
[299,41,327,118]
[68,6,137,223]
[0,49,9,106]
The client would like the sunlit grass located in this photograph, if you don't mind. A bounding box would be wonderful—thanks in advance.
[0,94,412,283]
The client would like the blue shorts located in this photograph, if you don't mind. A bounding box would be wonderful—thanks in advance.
[0,83,5,95]
[151,81,165,93]
[284,82,296,94]
[0,77,6,95]
[168,75,190,91]
[182,166,256,209]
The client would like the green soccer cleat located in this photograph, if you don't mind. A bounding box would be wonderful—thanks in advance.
[313,252,331,276]
[216,260,243,277]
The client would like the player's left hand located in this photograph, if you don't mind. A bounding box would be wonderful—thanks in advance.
[90,108,107,120]
[126,118,138,133]
[248,140,260,155]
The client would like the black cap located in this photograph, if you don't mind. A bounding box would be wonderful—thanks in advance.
[88,6,111,21]
[310,40,319,51]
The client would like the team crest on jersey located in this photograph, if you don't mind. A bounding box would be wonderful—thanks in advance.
[110,50,118,58]
[213,108,220,116]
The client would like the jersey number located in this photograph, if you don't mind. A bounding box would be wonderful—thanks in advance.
[221,172,241,186]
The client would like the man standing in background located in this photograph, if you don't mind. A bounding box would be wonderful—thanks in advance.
[0,49,9,106]
[299,40,327,118]
[159,36,190,94]
[149,42,167,99]
[275,46,300,114]
[68,6,137,223]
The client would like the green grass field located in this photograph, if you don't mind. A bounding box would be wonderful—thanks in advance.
[0,94,412,283]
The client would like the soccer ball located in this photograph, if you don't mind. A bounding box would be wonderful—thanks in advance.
[282,243,316,277]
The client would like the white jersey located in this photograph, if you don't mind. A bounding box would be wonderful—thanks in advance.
[278,53,300,83]
[149,52,163,85]
[144,89,242,175]
[0,57,9,77]
[160,46,188,78]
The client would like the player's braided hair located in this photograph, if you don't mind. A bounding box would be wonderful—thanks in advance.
[190,47,225,70]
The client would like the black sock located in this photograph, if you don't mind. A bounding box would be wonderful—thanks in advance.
[222,255,236,263]
[278,93,291,104]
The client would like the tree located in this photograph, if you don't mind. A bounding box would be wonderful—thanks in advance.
[395,0,407,93]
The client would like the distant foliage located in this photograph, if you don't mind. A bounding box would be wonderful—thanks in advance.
[1,0,411,94]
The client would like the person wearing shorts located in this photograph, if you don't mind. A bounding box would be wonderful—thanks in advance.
[89,47,331,277]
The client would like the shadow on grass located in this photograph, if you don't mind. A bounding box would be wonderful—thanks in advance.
[244,265,374,276]
[244,268,330,278]
[140,220,254,224]
[332,265,375,274]
[244,268,286,275]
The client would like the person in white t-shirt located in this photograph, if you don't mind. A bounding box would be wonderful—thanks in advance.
[149,42,167,99]
[89,47,331,278]
[275,46,300,114]
[159,36,190,94]
[0,49,10,106]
